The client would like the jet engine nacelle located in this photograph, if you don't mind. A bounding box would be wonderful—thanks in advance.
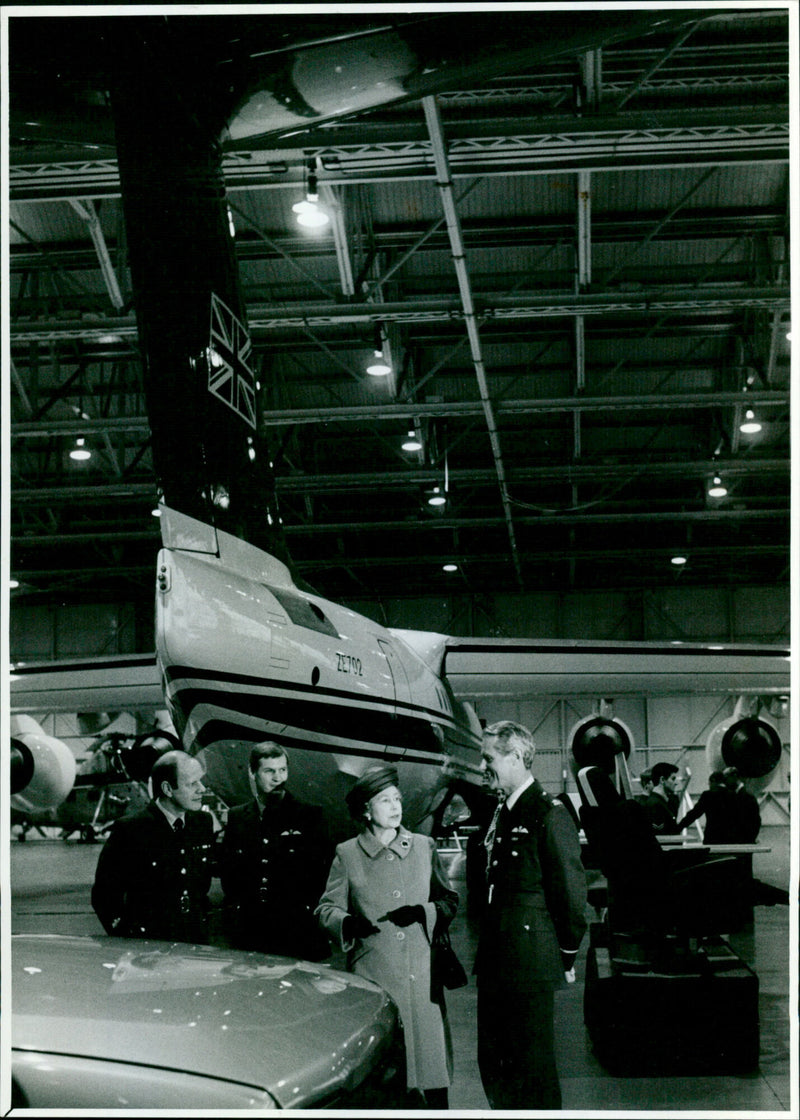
[10,715,77,812]
[569,714,634,777]
[706,709,782,794]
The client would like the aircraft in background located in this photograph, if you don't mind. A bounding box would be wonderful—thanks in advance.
[7,11,791,840]
[10,624,789,841]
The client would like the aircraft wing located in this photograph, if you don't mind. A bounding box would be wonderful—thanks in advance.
[443,638,790,699]
[9,655,163,716]
[10,639,790,717]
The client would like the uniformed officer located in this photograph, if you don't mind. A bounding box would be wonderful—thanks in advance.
[219,742,331,960]
[642,761,683,834]
[476,720,587,1110]
[92,750,214,943]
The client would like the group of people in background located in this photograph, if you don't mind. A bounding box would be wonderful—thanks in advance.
[637,760,761,843]
[91,720,587,1110]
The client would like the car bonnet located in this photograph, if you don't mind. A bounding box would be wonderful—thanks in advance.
[12,935,397,1108]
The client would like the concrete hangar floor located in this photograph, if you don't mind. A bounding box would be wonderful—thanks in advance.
[9,827,793,1114]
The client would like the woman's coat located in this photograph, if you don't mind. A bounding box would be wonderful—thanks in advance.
[316,825,458,1091]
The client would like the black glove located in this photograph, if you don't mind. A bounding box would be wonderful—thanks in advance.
[382,904,426,928]
[561,949,578,972]
[342,913,380,942]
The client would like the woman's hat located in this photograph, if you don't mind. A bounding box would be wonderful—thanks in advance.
[346,765,399,819]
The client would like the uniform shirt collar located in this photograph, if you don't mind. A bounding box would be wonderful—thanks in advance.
[357,824,413,859]
[505,774,534,812]
[257,789,288,812]
[155,799,185,828]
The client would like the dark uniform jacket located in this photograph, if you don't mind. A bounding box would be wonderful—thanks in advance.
[643,790,681,834]
[219,791,331,960]
[675,788,749,843]
[91,801,214,943]
[476,779,587,992]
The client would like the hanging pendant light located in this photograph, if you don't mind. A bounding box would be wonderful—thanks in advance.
[739,409,762,434]
[294,169,330,228]
[69,436,91,461]
[402,430,422,452]
[708,475,727,498]
[366,325,391,376]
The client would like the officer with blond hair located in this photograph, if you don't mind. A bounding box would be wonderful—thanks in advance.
[476,720,586,1109]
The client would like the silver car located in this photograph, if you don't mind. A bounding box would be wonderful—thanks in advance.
[12,934,400,1109]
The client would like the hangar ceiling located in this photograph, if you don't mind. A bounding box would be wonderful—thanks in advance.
[6,8,792,614]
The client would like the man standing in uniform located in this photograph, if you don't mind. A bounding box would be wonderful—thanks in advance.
[92,750,214,942]
[476,720,587,1110]
[642,762,683,834]
[219,742,331,960]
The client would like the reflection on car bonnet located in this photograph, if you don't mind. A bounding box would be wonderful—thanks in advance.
[109,946,357,993]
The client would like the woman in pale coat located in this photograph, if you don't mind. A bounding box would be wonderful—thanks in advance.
[315,765,458,1109]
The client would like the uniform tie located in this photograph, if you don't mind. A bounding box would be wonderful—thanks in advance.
[173,817,184,833]
[484,799,505,880]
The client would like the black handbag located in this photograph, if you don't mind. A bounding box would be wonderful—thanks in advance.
[430,925,468,998]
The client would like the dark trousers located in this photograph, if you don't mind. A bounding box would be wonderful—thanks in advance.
[478,984,560,1110]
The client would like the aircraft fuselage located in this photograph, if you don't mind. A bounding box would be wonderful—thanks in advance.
[156,507,484,831]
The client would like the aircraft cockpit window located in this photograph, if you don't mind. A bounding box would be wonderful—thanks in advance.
[269,587,339,638]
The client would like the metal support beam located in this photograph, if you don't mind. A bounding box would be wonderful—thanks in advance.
[10,284,791,342]
[423,94,522,585]
[67,198,124,309]
[9,389,788,439]
[320,184,355,297]
[10,456,789,504]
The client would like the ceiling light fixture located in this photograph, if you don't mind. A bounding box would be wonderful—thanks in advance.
[442,563,458,573]
[10,578,20,589]
[293,170,330,229]
[671,555,687,566]
[402,430,422,452]
[366,351,391,376]
[366,326,391,376]
[151,508,162,518]
[739,409,762,435]
[708,475,727,498]
[69,436,91,462]
[428,486,446,507]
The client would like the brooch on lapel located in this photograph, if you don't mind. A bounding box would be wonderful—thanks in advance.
[511,825,530,835]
